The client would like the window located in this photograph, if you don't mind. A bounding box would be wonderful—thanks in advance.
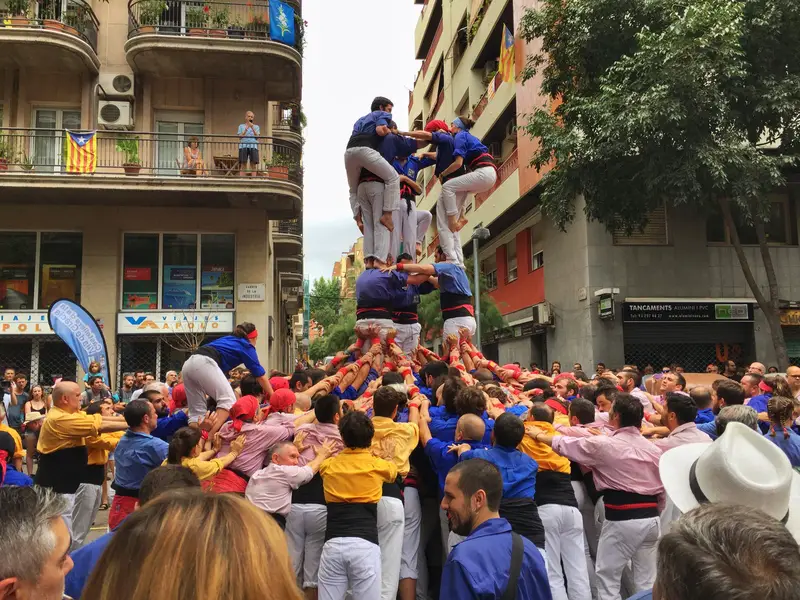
[532,250,544,271]
[612,204,668,246]
[123,233,235,310]
[706,195,793,245]
[483,256,497,290]
[0,232,82,310]
[453,16,468,68]
[506,241,517,282]
[33,109,81,172]
[155,116,204,176]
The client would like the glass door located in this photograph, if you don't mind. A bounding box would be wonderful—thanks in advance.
[33,109,81,173]
[156,121,204,176]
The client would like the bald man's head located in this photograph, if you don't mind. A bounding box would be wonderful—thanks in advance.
[748,362,766,376]
[295,393,311,412]
[455,413,486,442]
[52,381,82,413]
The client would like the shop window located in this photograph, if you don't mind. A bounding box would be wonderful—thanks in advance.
[201,234,235,309]
[532,250,544,271]
[39,233,83,309]
[506,241,517,282]
[162,234,198,310]
[0,233,36,310]
[123,234,159,310]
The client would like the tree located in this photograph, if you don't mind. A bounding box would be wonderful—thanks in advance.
[309,277,342,332]
[520,0,800,368]
[418,258,506,344]
[308,337,328,363]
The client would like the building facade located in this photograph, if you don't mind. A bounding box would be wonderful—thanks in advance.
[409,0,800,370]
[331,236,363,298]
[0,0,304,385]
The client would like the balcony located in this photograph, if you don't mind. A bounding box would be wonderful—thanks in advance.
[279,270,303,289]
[125,0,302,100]
[271,103,303,148]
[0,0,100,73]
[414,0,440,60]
[272,217,302,257]
[421,19,442,77]
[0,128,301,218]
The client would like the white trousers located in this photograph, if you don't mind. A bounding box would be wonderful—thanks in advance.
[318,537,382,600]
[415,208,432,245]
[71,483,103,551]
[595,517,660,600]
[572,481,599,598]
[437,167,496,265]
[60,492,77,540]
[401,487,422,581]
[355,318,395,342]
[286,503,327,589]
[394,323,421,355]
[442,316,476,339]
[345,146,400,216]
[392,202,432,260]
[378,496,405,600]
[539,503,593,600]
[359,181,390,262]
[181,353,237,422]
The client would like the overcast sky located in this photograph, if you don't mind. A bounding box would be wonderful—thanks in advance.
[301,0,422,284]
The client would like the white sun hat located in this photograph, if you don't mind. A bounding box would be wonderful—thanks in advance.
[659,421,800,542]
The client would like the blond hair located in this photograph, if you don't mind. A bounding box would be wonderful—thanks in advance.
[82,490,302,600]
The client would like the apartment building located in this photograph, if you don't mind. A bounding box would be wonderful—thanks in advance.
[409,0,800,370]
[0,0,304,384]
[331,236,364,298]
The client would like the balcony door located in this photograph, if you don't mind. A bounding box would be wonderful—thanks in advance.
[155,114,204,176]
[32,109,81,173]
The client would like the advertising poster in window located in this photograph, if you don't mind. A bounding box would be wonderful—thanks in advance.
[201,266,234,309]
[40,265,77,309]
[123,267,157,309]
[0,266,33,310]
[163,265,197,309]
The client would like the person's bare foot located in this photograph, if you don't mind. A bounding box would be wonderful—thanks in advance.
[380,212,394,232]
[416,242,423,257]
[447,214,459,232]
[455,217,469,232]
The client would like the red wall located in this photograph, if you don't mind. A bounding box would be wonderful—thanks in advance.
[488,229,545,315]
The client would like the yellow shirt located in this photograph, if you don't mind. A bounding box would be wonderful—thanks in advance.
[86,430,124,466]
[0,424,24,460]
[37,406,102,454]
[320,448,397,503]
[161,456,227,481]
[518,421,571,474]
[370,417,419,478]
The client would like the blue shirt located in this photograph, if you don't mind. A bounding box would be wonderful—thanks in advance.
[64,532,114,599]
[378,134,418,163]
[461,445,538,499]
[764,428,800,467]
[433,263,472,297]
[695,408,715,424]
[442,518,551,600]
[151,410,189,442]
[237,123,260,149]
[113,430,169,490]
[425,437,488,497]
[392,281,435,311]
[430,411,494,444]
[2,465,33,487]
[351,110,392,136]
[355,269,409,308]
[206,336,266,377]
[431,131,457,176]
[453,130,488,162]
[334,369,379,400]
[394,154,435,182]
[626,592,652,600]
[697,420,718,440]
[506,405,529,419]
[748,393,771,414]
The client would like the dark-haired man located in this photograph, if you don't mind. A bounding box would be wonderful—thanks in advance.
[652,393,710,451]
[290,371,313,394]
[80,376,111,408]
[440,459,551,599]
[697,379,745,440]
[418,360,448,401]
[108,399,168,531]
[64,465,201,599]
[142,387,188,442]
[317,411,397,600]
[526,394,664,600]
[690,386,714,424]
[619,370,655,416]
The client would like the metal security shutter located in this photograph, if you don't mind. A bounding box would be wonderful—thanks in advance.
[784,328,800,366]
[613,205,668,245]
[624,322,754,345]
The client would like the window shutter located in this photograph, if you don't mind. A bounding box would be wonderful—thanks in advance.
[613,205,668,245]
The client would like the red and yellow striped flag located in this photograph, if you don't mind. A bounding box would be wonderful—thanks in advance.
[499,24,515,83]
[65,131,97,174]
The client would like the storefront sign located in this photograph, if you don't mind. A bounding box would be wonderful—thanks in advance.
[238,284,265,302]
[623,302,753,323]
[780,309,800,326]
[0,312,53,335]
[117,311,234,334]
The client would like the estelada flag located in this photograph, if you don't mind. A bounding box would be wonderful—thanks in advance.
[65,130,97,174]
[499,24,515,83]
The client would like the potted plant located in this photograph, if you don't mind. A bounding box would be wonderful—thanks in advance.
[0,139,16,172]
[245,12,267,39]
[208,5,228,37]
[6,0,31,26]
[115,136,141,176]
[138,0,166,33]
[20,152,35,172]
[227,15,244,38]
[39,0,64,31]
[62,6,84,36]
[265,152,294,180]
[185,4,209,35]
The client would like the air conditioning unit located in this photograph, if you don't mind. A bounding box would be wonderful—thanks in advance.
[98,101,134,130]
[99,72,135,100]
[532,303,554,326]
[505,119,516,141]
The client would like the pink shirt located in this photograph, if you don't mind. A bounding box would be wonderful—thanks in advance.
[267,412,299,427]
[217,420,294,477]
[295,422,344,466]
[245,463,314,515]
[652,422,711,451]
[554,420,615,438]
[551,426,664,497]
[631,388,656,415]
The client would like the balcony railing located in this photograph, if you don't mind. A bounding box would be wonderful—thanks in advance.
[0,128,302,184]
[127,0,303,52]
[0,0,99,51]
[276,218,301,236]
[422,19,442,76]
[272,104,302,134]
[475,148,518,208]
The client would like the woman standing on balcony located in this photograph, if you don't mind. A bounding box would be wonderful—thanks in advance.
[180,322,273,442]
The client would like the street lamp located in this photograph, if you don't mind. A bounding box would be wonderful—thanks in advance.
[470,223,491,351]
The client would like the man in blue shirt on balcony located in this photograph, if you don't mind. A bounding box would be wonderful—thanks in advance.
[237,110,260,176]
